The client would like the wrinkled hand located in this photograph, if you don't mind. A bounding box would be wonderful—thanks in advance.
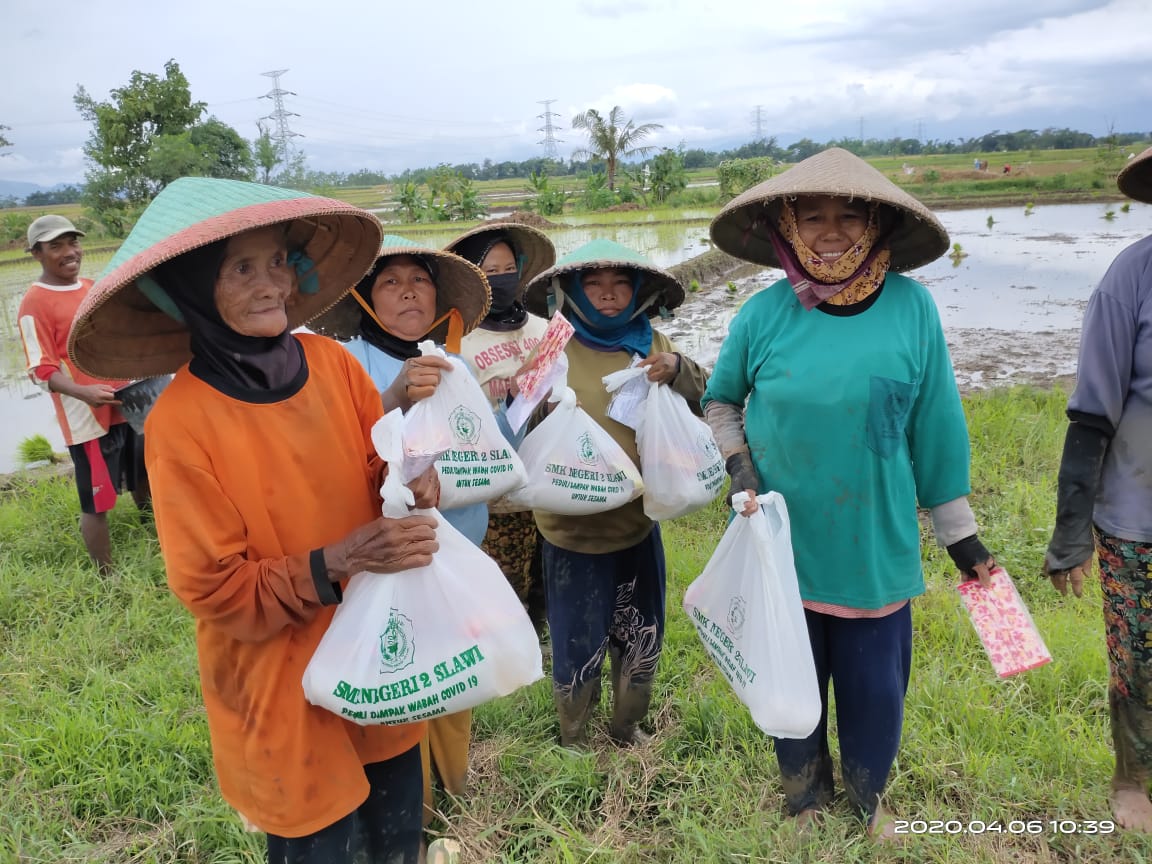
[323,514,439,580]
[78,383,121,406]
[1049,558,1091,598]
[640,352,680,385]
[406,464,441,509]
[389,355,453,409]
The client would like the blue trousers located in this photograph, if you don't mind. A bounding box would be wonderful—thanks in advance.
[542,525,666,698]
[266,745,422,864]
[773,605,912,820]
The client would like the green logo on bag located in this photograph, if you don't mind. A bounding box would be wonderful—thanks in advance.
[727,596,747,638]
[449,405,481,445]
[379,609,416,673]
[577,432,598,466]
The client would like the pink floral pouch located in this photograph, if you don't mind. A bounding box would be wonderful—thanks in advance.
[957,567,1052,677]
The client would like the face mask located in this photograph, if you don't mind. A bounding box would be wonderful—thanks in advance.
[486,272,520,314]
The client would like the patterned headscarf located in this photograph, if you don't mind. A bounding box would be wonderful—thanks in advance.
[769,199,892,310]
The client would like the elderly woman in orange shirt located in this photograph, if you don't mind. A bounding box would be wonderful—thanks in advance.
[69,178,439,863]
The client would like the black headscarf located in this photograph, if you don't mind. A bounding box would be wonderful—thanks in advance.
[354,253,439,361]
[452,232,526,331]
[153,238,305,399]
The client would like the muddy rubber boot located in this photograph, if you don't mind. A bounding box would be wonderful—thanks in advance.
[609,677,654,746]
[555,679,601,747]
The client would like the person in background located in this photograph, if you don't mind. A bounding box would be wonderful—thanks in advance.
[17,214,149,574]
[445,223,556,637]
[522,239,708,748]
[703,148,996,839]
[1045,144,1152,833]
[312,235,491,837]
[68,178,439,862]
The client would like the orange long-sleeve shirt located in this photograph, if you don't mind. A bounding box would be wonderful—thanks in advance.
[145,333,423,838]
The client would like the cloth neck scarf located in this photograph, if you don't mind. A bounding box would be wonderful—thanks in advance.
[563,272,654,356]
[155,241,304,394]
[770,201,891,310]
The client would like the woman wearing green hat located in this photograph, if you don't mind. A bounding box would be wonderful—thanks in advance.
[312,235,492,830]
[522,239,708,747]
[445,223,557,636]
[703,148,996,838]
[69,178,439,861]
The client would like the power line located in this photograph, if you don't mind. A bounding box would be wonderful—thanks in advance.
[751,105,766,141]
[537,99,562,160]
[260,69,302,155]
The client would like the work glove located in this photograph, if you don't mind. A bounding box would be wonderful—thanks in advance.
[725,452,760,502]
[947,534,995,585]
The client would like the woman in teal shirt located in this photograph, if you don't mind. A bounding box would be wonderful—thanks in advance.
[703,149,996,839]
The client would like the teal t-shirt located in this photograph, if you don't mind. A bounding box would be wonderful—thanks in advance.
[703,274,971,608]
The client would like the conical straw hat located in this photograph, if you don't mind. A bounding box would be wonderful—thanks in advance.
[710,147,950,272]
[69,177,383,379]
[309,235,490,342]
[1118,145,1152,204]
[522,238,685,318]
[443,222,556,298]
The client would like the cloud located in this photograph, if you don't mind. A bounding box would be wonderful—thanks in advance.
[578,0,663,18]
[0,0,1148,184]
[578,84,679,123]
[0,147,86,187]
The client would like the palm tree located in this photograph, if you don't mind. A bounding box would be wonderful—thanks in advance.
[571,106,663,191]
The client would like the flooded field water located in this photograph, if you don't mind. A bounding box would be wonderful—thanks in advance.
[1,201,1149,472]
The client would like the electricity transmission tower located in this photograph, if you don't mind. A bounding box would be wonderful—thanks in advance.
[751,105,766,141]
[537,99,562,161]
[261,69,302,155]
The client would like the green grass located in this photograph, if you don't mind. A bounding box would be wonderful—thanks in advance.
[2,386,1151,861]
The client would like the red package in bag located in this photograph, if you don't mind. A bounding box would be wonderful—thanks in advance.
[957,567,1052,678]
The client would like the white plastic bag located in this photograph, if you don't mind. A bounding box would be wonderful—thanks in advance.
[497,385,644,515]
[403,342,527,507]
[302,412,543,725]
[603,368,725,521]
[682,491,820,739]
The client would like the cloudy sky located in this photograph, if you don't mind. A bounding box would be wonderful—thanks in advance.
[1,0,1149,187]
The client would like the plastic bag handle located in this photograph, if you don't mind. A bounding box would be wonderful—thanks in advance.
[371,411,417,518]
[602,364,647,394]
[731,491,788,539]
[417,340,447,359]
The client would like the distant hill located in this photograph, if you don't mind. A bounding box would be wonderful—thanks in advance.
[0,179,46,199]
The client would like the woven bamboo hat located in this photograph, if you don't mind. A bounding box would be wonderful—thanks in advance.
[523,238,685,318]
[309,235,490,343]
[710,147,950,272]
[69,177,383,380]
[444,222,556,297]
[1118,145,1152,204]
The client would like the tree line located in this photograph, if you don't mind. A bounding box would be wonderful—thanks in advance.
[2,57,1148,232]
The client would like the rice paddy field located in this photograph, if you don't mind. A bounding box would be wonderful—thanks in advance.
[3,386,1152,862]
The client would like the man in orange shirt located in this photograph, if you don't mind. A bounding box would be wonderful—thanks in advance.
[17,215,149,573]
